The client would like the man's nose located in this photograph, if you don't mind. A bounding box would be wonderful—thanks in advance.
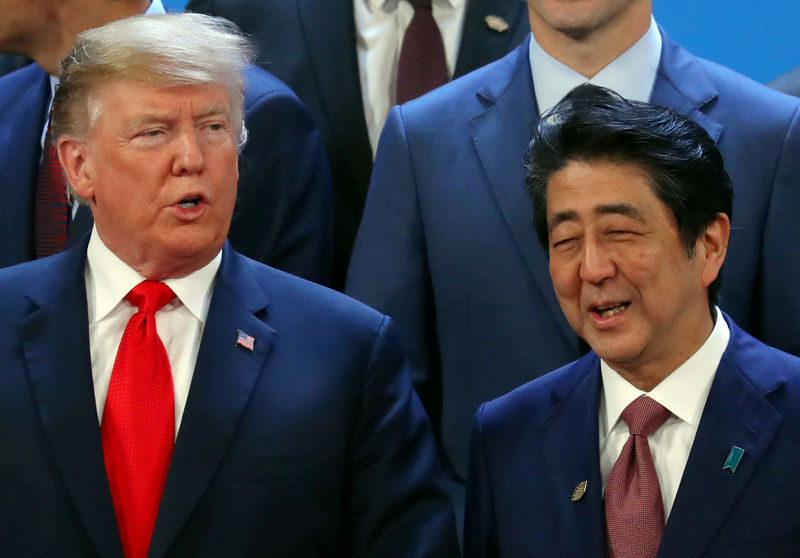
[172,131,205,175]
[579,240,616,284]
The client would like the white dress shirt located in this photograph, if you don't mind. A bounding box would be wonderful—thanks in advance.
[354,0,467,155]
[84,228,220,436]
[599,307,730,519]
[529,16,662,116]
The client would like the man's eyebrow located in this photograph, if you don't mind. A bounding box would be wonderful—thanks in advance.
[194,104,231,119]
[128,105,231,129]
[129,112,172,129]
[594,203,645,221]
[547,203,645,235]
[547,210,578,234]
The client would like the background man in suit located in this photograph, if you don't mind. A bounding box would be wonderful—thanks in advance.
[465,85,800,558]
[185,0,531,287]
[0,0,332,286]
[346,0,800,527]
[0,14,459,556]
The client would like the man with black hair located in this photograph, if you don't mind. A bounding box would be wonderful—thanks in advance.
[464,85,800,558]
[347,0,800,530]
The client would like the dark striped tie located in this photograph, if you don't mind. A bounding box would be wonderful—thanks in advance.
[396,0,449,104]
[34,119,70,258]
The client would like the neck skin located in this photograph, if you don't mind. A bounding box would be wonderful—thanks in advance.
[616,309,715,392]
[528,1,652,78]
[24,0,151,75]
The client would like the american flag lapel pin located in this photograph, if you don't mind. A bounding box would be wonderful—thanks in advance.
[236,329,255,352]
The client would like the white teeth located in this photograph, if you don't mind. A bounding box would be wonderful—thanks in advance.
[178,200,198,209]
[597,304,627,318]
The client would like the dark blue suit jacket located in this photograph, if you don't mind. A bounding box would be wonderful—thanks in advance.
[184,0,530,287]
[346,31,800,502]
[0,62,333,285]
[0,239,459,557]
[465,313,800,557]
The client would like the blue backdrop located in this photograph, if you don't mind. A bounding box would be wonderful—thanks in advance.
[167,0,800,84]
[653,0,800,83]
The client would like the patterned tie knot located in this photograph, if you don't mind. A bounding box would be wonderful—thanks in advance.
[126,281,175,314]
[408,0,433,10]
[621,396,671,438]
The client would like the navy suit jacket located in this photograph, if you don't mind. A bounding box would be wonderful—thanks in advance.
[465,314,800,557]
[0,62,333,285]
[184,0,530,287]
[346,32,800,501]
[0,239,459,557]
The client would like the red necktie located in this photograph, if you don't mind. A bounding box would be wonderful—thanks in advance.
[102,281,176,558]
[605,396,672,558]
[34,119,70,258]
[396,0,449,104]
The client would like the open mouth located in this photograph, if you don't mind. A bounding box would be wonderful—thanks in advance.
[593,302,630,318]
[177,196,202,209]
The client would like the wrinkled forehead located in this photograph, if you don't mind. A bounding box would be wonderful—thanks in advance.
[83,77,238,131]
[545,158,671,223]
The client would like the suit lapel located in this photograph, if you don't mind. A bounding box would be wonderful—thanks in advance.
[18,243,123,558]
[148,247,275,558]
[658,320,782,558]
[297,0,373,192]
[651,28,723,142]
[469,39,579,350]
[539,354,606,557]
[0,64,50,267]
[455,0,528,78]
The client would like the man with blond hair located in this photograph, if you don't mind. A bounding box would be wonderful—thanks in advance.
[0,14,458,557]
[0,0,332,285]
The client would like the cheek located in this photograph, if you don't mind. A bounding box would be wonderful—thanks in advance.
[210,148,239,185]
[549,256,580,300]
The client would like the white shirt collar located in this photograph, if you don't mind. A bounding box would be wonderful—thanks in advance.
[600,306,730,435]
[529,16,662,116]
[85,227,221,325]
[146,0,165,15]
[363,0,460,10]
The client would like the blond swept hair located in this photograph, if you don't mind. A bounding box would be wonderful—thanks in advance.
[52,13,254,147]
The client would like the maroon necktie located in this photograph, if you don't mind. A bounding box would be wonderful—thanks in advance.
[396,0,448,104]
[605,396,672,558]
[102,281,176,558]
[34,119,70,258]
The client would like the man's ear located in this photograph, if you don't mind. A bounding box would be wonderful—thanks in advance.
[57,135,94,201]
[698,213,731,289]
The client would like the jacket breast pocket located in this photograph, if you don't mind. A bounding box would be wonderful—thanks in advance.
[232,450,331,483]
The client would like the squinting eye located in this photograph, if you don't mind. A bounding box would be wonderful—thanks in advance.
[551,237,577,249]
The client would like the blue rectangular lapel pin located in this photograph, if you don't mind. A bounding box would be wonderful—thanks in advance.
[723,446,745,473]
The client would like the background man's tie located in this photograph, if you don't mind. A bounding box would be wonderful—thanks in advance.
[102,281,176,558]
[34,120,70,258]
[396,0,448,104]
[605,395,672,558]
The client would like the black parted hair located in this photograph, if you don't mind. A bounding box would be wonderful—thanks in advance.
[525,84,733,306]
